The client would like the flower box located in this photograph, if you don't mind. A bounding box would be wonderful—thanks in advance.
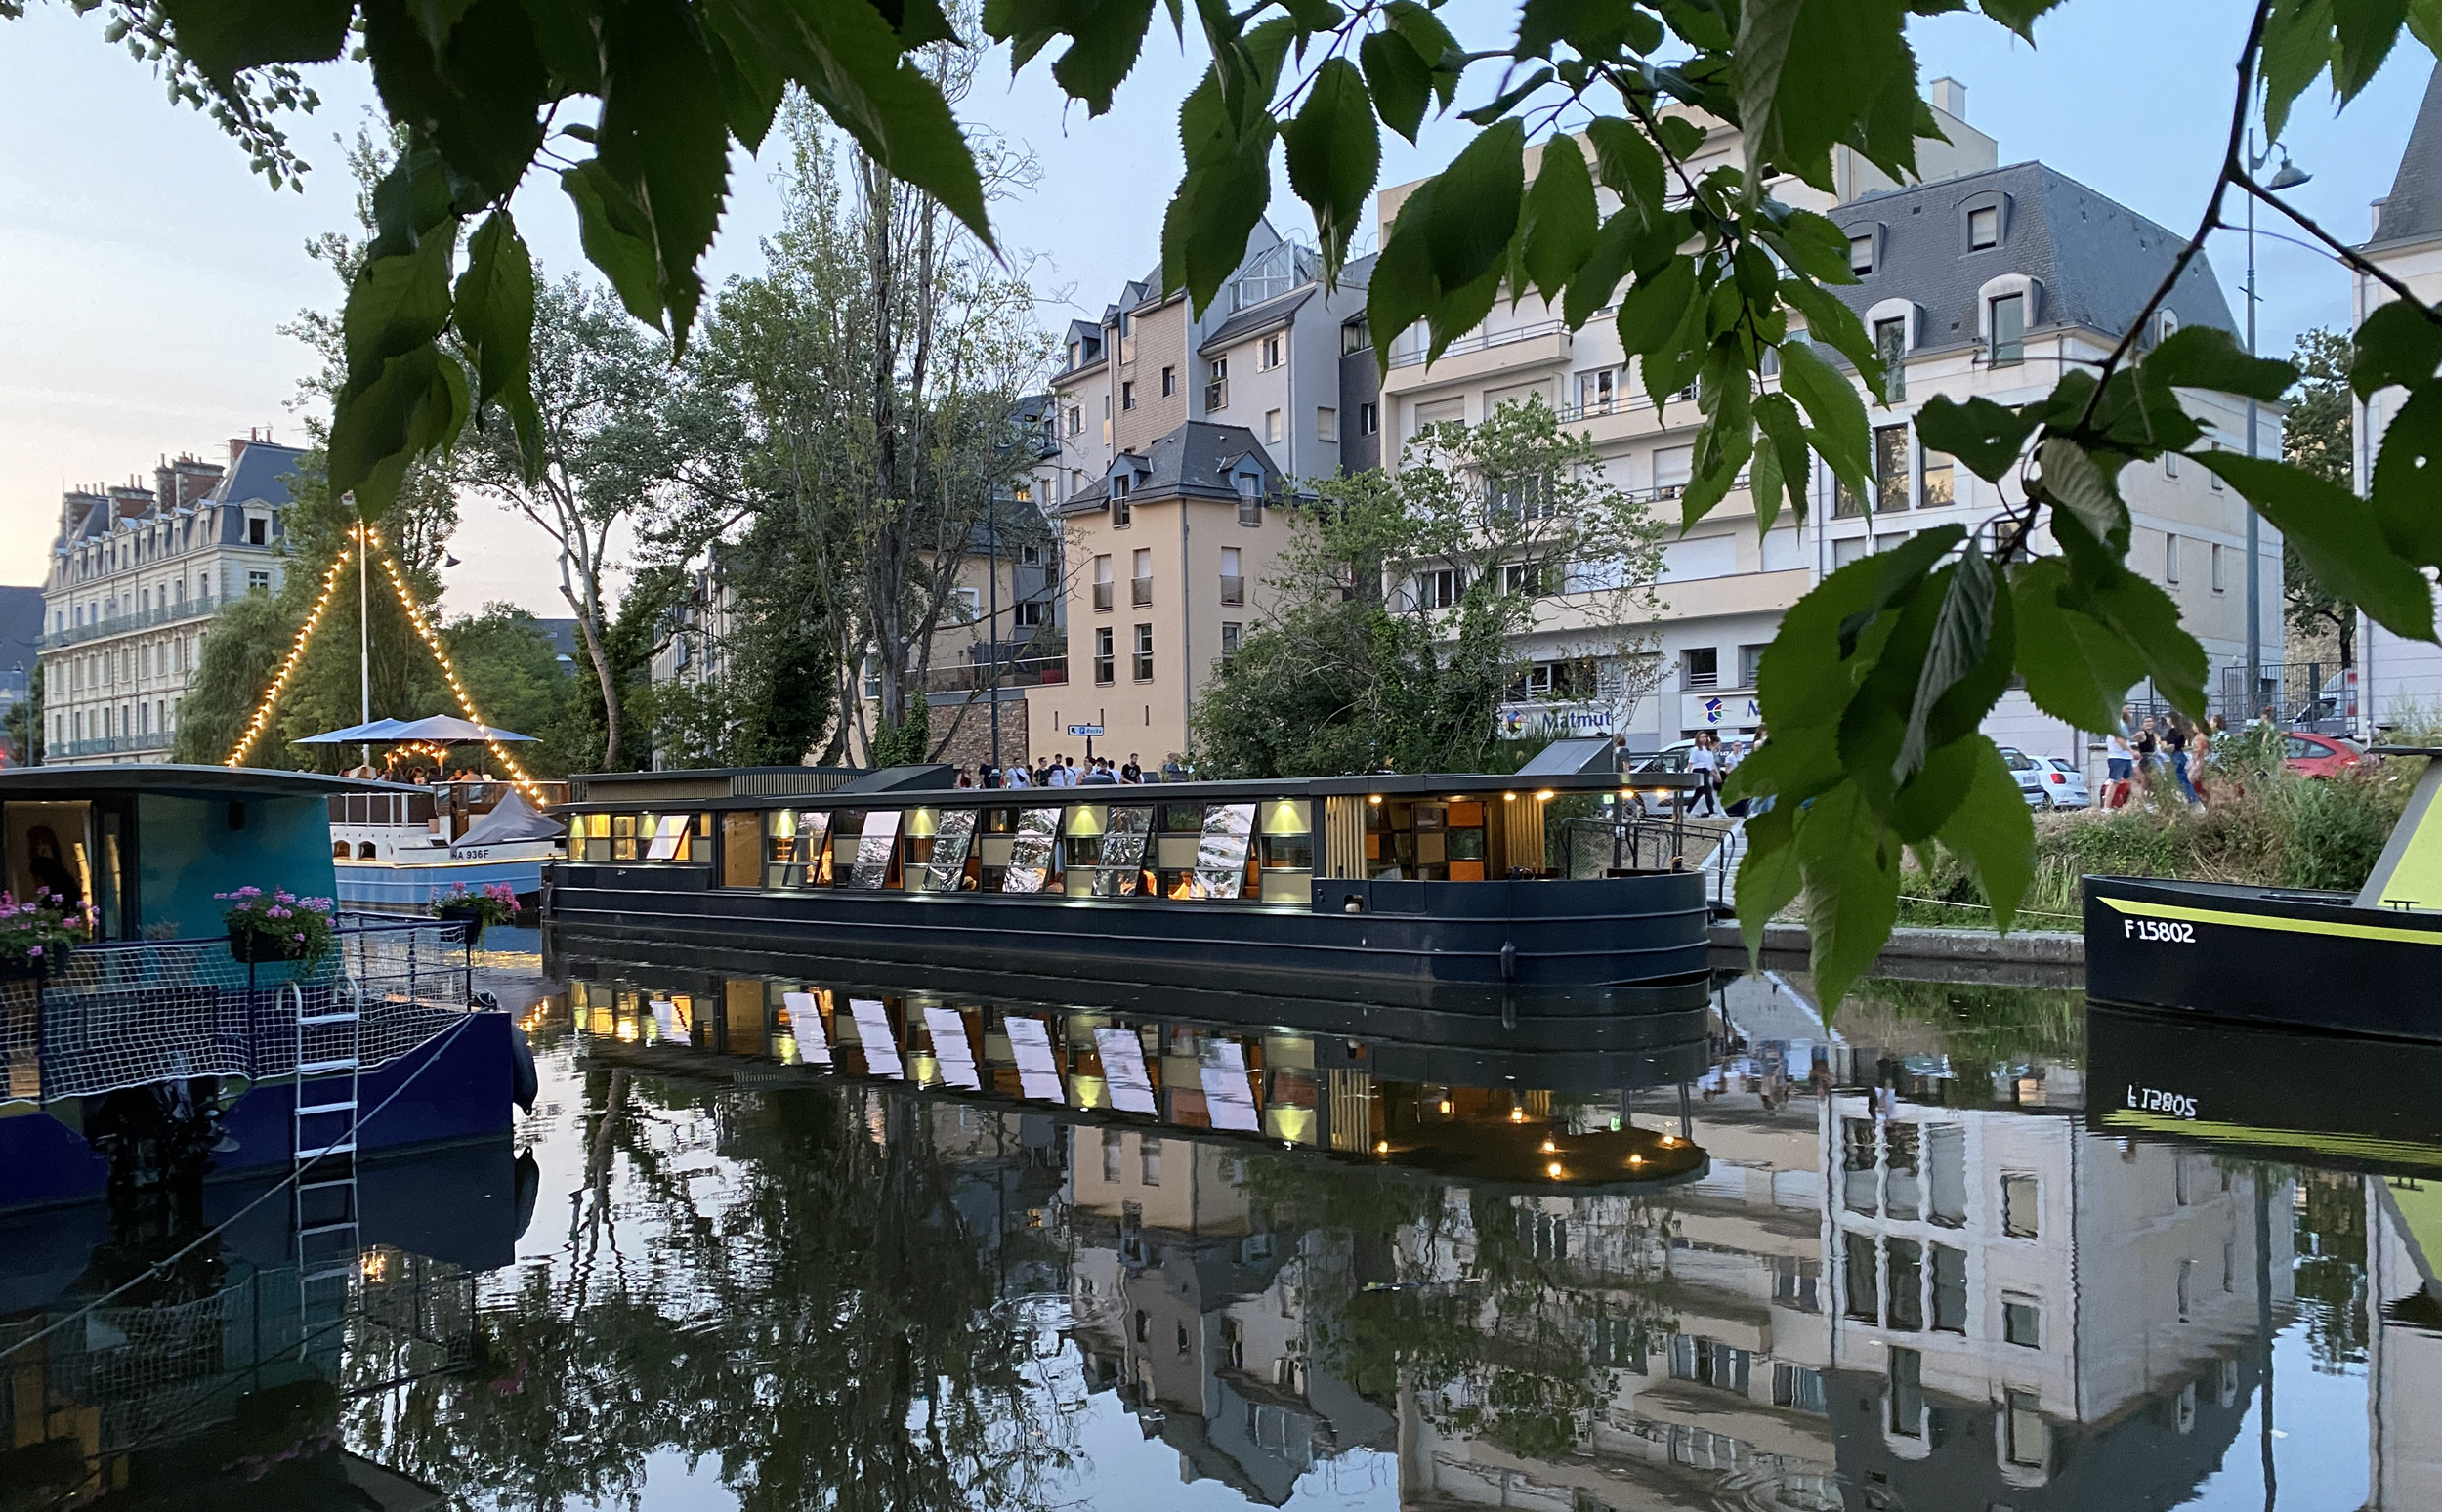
[227,926,307,965]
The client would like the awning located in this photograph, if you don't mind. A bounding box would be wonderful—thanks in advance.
[294,715,536,745]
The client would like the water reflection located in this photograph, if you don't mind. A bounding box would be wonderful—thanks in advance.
[7,966,2440,1510]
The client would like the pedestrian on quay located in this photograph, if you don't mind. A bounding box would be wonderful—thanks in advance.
[1043,755,1068,788]
[955,766,975,788]
[1162,753,1186,782]
[2104,726,2135,810]
[1005,762,1032,788]
[2189,721,2215,805]
[1120,753,1143,783]
[2166,717,2203,806]
[2135,716,2160,777]
[981,763,1002,789]
[1689,732,1721,818]
[1082,759,1116,785]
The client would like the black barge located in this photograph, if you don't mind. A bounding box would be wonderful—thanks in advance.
[543,765,1705,1016]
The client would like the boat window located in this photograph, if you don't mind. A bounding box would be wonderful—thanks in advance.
[1062,805,1108,897]
[765,810,831,887]
[1256,798,1313,903]
[1001,808,1062,893]
[642,812,703,862]
[847,811,902,889]
[910,808,980,893]
[1187,804,1256,900]
[5,800,117,935]
[1094,807,1154,896]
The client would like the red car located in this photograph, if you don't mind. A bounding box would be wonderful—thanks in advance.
[2284,732,2363,777]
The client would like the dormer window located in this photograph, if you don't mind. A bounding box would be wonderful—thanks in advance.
[1968,205,2000,250]
[1849,234,1875,276]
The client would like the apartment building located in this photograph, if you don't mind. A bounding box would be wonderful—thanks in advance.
[1373,81,2278,763]
[1031,228,1375,764]
[2348,63,2442,733]
[40,435,305,766]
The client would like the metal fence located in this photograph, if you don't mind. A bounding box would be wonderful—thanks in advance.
[3,920,476,1105]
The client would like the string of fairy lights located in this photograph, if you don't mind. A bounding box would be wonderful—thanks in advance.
[225,523,547,803]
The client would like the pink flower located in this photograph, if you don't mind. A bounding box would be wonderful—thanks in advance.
[291,932,305,942]
[27,946,42,958]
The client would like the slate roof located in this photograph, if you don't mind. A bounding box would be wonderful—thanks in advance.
[216,440,307,509]
[1828,161,2236,353]
[1049,420,1281,516]
[1196,287,1315,356]
[0,587,43,671]
[2370,63,2442,251]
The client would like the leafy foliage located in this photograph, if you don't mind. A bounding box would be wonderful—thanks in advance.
[2283,327,2358,671]
[1193,398,1664,777]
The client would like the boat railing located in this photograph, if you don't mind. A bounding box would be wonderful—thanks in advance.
[7,920,479,1105]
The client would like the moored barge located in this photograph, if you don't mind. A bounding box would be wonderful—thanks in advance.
[544,764,1705,1016]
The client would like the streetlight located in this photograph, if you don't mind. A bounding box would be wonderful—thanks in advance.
[2243,133,2309,725]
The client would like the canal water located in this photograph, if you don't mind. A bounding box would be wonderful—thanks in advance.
[7,954,2432,1511]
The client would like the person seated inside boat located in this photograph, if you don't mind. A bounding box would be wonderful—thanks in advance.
[25,826,80,906]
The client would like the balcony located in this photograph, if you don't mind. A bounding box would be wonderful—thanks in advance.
[1131,576,1154,608]
[1220,574,1244,606]
[49,734,170,760]
[1093,581,1115,612]
[44,590,221,650]
[1387,319,1567,371]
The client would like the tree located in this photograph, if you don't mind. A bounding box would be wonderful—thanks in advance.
[443,604,576,772]
[27,0,2442,1006]
[2283,327,2357,679]
[6,670,41,767]
[170,591,294,765]
[1195,397,1664,777]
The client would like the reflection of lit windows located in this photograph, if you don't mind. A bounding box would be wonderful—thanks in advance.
[1885,1239,1925,1331]
[1932,1243,1968,1333]
[2006,1389,2044,1465]
[2004,1294,2042,1347]
[2001,1172,2040,1238]
[1773,1362,1827,1413]
[1888,1348,1924,1438]
[1844,1231,1879,1323]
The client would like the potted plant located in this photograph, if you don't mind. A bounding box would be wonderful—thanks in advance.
[0,889,90,983]
[430,882,520,947]
[219,887,337,968]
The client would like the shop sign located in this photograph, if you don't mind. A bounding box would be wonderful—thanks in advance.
[1495,701,1621,739]
[1679,693,1762,730]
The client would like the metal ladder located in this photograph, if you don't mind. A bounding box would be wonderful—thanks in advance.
[290,978,364,1327]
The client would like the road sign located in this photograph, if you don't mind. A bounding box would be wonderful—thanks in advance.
[1066,724,1105,737]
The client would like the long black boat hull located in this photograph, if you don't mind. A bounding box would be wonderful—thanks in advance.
[2084,875,2442,1041]
[546,862,1709,1016]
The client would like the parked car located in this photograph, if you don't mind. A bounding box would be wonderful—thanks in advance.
[1998,746,2049,809]
[2283,731,2364,778]
[2034,756,2090,809]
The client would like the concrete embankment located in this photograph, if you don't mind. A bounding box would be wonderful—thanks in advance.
[1708,920,2085,988]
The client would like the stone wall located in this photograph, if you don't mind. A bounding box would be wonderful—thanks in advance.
[927,690,1029,774]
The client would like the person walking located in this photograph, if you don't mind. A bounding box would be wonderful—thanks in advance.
[2188,722,2215,805]
[2104,727,2135,810]
[2167,718,2203,806]
[1689,732,1721,818]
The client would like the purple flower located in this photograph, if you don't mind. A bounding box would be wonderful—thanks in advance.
[291,932,305,942]
[27,946,42,958]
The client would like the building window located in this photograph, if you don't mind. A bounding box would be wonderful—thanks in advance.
[1417,568,1456,609]
[1236,473,1262,526]
[1132,623,1154,682]
[2211,542,2226,592]
[2004,1295,2042,1348]
[1578,367,1617,413]
[1653,444,1694,499]
[1160,365,1176,398]
[1220,621,1242,661]
[2001,1172,2040,1238]
[1140,1137,1161,1186]
[1102,1129,1122,1182]
[1221,547,1243,605]
[1093,555,1114,612]
[1874,317,1906,401]
[2005,1390,2044,1466]
[953,586,981,624]
[1875,424,1911,513]
[1264,408,1284,445]
[1499,561,1550,599]
[1014,599,1044,628]
[1683,647,1719,690]
[1921,447,1956,508]
[1113,477,1132,528]
[247,570,271,595]
[247,516,268,545]
[1260,333,1284,370]
[1990,292,2026,365]
[1121,379,1136,411]
[2177,1258,2195,1321]
[1094,627,1115,684]
[1131,548,1153,607]
[1341,320,1369,355]
[1067,405,1082,437]
[2165,449,2179,479]
[1968,204,2000,250]
[1931,1243,1967,1333]
[2165,533,2181,584]
[1316,406,1336,443]
[1849,233,1875,276]
[1205,357,1228,410]
[1359,401,1378,436]
[1885,1239,1925,1331]
[1888,1348,1923,1438]
[1738,643,1769,688]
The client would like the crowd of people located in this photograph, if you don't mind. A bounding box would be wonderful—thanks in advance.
[2099,703,2268,811]
[951,752,1176,789]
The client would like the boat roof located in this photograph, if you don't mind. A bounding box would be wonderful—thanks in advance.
[559,766,1694,813]
[0,764,408,802]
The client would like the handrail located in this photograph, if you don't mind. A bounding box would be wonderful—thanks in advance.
[1387,320,1568,370]
[44,590,222,650]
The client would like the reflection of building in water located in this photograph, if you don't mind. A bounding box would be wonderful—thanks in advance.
[1065,1126,1395,1504]
[1824,1080,2289,1508]
[2369,1178,2442,1509]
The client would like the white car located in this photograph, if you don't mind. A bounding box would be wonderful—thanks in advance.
[1998,746,2048,809]
[2033,756,2090,809]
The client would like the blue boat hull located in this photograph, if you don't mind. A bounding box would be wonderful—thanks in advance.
[0,1011,517,1213]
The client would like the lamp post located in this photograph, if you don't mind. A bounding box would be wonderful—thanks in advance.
[2244,131,2311,722]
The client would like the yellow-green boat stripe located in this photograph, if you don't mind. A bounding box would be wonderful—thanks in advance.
[2099,895,2442,946]
[2104,1109,2442,1171]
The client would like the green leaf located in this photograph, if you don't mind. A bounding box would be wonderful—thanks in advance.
[1366,176,1436,360]
[1519,134,1597,305]
[2141,324,2298,401]
[1795,781,1902,1013]
[562,159,667,329]
[328,345,471,518]
[1935,736,2035,931]
[1976,0,2062,40]
[2331,0,2409,101]
[2413,0,2442,49]
[1759,206,1857,285]
[342,231,457,386]
[986,0,1158,114]
[2370,384,2442,564]
[1777,274,1881,394]
[1733,797,1801,964]
[1358,27,1432,141]
[2261,0,2336,145]
[1383,0,1461,108]
[1895,540,1995,786]
[361,0,552,202]
[2352,299,2442,399]
[1735,0,1909,192]
[1776,339,1871,498]
[2009,557,2149,732]
[1613,257,1696,357]
[2037,437,2129,547]
[2199,451,2435,636]
[453,209,535,417]
[1748,427,1786,536]
[1166,105,1277,315]
[594,0,732,344]
[1752,390,1812,526]
[1560,211,1635,328]
[1889,733,1980,843]
[1758,527,1958,732]
[1423,120,1525,292]
[1583,118,1665,224]
[1915,394,2038,483]
[1283,57,1378,273]
[156,0,355,84]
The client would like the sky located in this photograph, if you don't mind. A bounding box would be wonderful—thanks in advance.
[0,2,2431,617]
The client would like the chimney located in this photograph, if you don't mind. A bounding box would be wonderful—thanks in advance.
[1929,76,1966,121]
[173,454,224,507]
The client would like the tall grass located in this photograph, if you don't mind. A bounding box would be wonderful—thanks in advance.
[1893,753,2420,930]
